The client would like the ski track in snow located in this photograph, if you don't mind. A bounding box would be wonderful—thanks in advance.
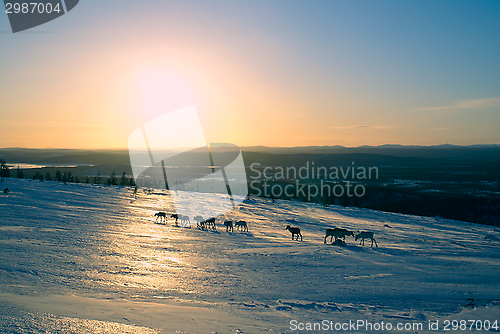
[0,178,499,333]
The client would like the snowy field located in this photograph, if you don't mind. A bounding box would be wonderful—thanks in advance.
[0,178,499,333]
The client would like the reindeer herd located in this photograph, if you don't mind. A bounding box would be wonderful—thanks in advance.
[154,211,249,232]
[154,211,377,247]
[285,225,378,247]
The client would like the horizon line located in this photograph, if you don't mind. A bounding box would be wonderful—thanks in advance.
[1,143,499,151]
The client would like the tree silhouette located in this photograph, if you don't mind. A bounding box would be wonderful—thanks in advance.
[94,173,101,184]
[120,172,128,186]
[0,159,9,181]
[45,172,52,181]
[107,171,118,186]
[128,177,135,187]
[55,170,62,182]
[16,166,23,179]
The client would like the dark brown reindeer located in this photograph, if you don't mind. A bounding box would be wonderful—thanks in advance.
[170,214,180,226]
[223,220,233,232]
[235,220,248,232]
[324,228,354,244]
[286,225,302,241]
[201,217,216,230]
[154,212,167,223]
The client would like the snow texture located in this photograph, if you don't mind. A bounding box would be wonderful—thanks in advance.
[0,179,499,333]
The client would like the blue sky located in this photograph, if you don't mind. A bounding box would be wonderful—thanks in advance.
[0,1,499,148]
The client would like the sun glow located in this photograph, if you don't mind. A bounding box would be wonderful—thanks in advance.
[133,68,196,124]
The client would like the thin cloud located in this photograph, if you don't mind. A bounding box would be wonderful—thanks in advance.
[329,125,370,129]
[328,125,398,130]
[5,121,111,129]
[48,121,110,129]
[415,97,500,112]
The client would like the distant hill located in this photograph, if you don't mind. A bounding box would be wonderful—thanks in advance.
[241,144,500,161]
[0,144,499,166]
[0,148,130,166]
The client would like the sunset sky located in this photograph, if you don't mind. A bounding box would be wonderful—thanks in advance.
[0,1,499,149]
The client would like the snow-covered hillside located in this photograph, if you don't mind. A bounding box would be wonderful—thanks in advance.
[0,178,499,333]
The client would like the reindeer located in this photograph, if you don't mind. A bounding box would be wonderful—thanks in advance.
[286,225,302,241]
[170,214,180,226]
[169,214,190,227]
[203,217,216,230]
[324,228,354,244]
[234,220,248,232]
[179,215,191,228]
[224,220,233,232]
[154,212,167,223]
[355,231,378,247]
[193,216,205,228]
